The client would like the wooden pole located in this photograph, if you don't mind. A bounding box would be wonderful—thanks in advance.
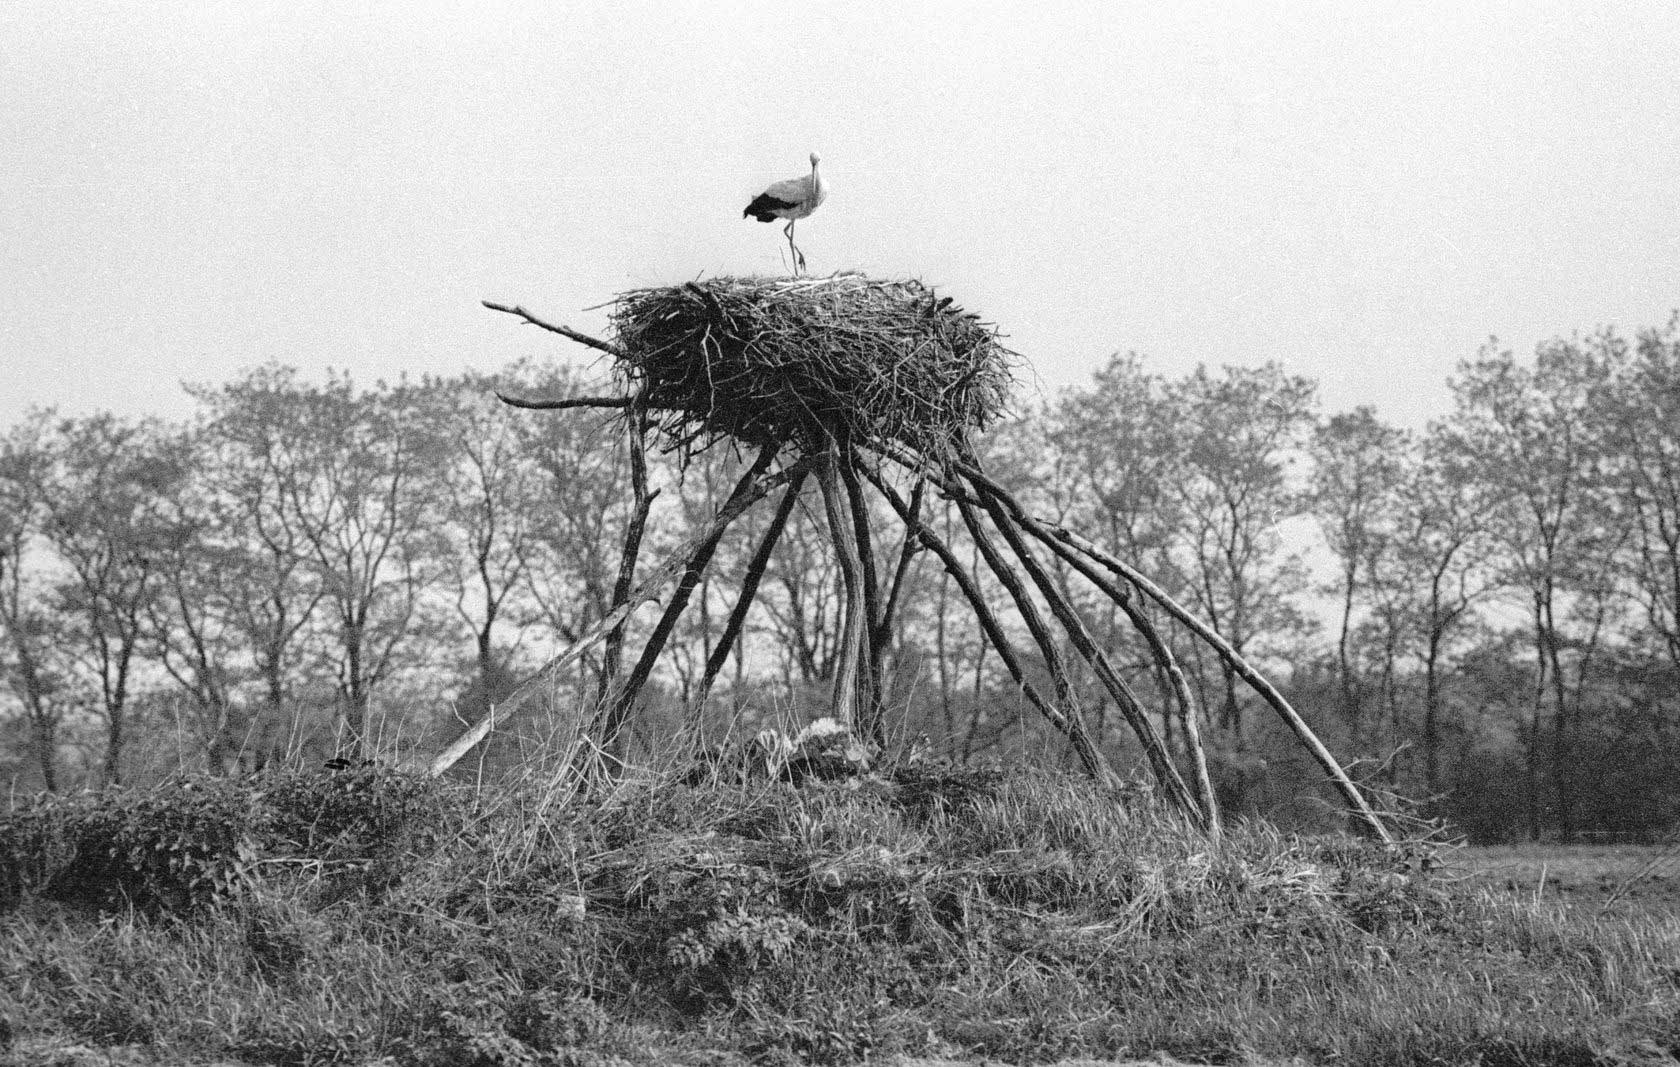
[836,446,886,744]
[422,453,809,777]
[598,446,780,758]
[957,466,1220,835]
[599,407,657,704]
[865,468,1116,781]
[1043,521,1392,844]
[871,477,926,687]
[687,469,809,717]
[816,447,869,732]
[966,475,1202,823]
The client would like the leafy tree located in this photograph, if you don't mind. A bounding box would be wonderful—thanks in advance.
[1308,407,1410,748]
[1449,335,1626,840]
[426,371,547,709]
[1161,364,1319,745]
[1608,316,1680,675]
[0,412,74,790]
[187,367,328,741]
[272,373,451,751]
[36,414,187,786]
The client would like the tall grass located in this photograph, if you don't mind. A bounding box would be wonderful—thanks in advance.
[2,757,1678,1066]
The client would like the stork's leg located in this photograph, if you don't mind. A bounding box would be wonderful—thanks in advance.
[784,219,805,275]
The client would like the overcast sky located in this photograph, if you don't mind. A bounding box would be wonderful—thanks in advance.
[3,1,1677,431]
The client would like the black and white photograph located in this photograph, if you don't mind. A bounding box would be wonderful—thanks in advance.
[3,4,1678,1064]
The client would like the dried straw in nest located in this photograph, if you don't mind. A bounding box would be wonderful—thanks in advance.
[609,273,1016,458]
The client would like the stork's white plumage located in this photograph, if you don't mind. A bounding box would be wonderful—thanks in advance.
[743,152,826,274]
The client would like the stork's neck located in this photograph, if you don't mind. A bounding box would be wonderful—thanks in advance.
[809,161,826,206]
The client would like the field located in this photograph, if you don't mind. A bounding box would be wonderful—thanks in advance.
[3,764,1680,1067]
[1457,843,1680,919]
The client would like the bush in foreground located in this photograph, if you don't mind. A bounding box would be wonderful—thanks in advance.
[2,761,1678,1066]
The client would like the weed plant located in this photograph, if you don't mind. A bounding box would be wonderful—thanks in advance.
[2,759,1678,1066]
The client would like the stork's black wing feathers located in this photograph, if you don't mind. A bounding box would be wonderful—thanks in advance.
[743,193,798,222]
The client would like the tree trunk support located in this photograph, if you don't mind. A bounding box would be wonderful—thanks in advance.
[687,468,809,717]
[599,406,657,703]
[1044,521,1392,844]
[966,473,1201,823]
[817,445,870,732]
[599,445,780,759]
[425,450,805,777]
[866,468,1119,782]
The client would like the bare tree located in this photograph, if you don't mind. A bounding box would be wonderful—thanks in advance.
[513,371,630,699]
[427,370,547,707]
[143,429,246,773]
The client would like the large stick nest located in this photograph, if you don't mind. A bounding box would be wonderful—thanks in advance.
[610,273,1016,459]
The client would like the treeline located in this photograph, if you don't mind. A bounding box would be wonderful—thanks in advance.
[3,319,1679,842]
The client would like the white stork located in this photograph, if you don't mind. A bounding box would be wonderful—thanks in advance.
[743,152,826,274]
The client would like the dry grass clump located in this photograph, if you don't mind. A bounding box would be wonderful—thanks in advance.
[610,273,1016,458]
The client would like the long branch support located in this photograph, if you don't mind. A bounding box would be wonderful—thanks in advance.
[687,469,810,717]
[423,453,807,777]
[596,446,782,759]
[1043,521,1392,844]
[865,469,1104,768]
[482,300,624,358]
[817,447,870,732]
[948,488,1121,790]
[959,466,1219,834]
[966,473,1201,823]
[599,407,657,703]
[872,477,926,680]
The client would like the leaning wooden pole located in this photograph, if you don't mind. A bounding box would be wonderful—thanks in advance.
[951,493,1080,718]
[422,454,807,777]
[598,406,657,704]
[865,468,1118,783]
[816,446,870,732]
[965,473,1202,824]
[947,488,1127,790]
[687,469,809,718]
[1044,521,1392,844]
[953,462,1220,835]
[871,477,925,667]
[598,446,780,757]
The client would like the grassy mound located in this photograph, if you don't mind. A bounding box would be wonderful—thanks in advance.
[2,763,1678,1066]
[610,274,1015,459]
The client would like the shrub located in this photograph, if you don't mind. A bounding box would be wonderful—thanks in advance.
[0,778,264,914]
[0,765,451,916]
